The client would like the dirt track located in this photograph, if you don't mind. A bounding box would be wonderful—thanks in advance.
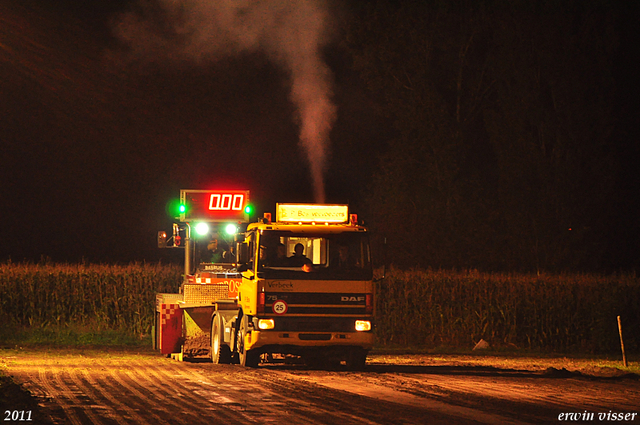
[1,350,638,424]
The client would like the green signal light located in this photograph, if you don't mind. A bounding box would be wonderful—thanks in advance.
[244,205,252,214]
[178,204,187,214]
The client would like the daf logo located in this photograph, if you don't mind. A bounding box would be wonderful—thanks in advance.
[341,296,365,302]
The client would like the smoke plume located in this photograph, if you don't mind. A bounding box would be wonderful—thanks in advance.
[115,0,336,203]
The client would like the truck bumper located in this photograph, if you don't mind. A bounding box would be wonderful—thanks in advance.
[245,329,374,353]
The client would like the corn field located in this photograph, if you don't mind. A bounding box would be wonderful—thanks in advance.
[0,262,181,337]
[375,268,640,353]
[1,262,638,353]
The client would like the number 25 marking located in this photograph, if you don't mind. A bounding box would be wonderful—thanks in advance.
[272,300,288,315]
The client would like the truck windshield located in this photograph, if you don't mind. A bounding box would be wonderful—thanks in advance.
[257,231,372,280]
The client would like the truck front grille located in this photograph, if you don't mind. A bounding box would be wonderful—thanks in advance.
[264,291,368,316]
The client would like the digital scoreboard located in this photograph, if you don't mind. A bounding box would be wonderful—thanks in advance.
[179,190,250,223]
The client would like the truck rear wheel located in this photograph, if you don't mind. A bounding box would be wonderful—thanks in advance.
[238,315,259,368]
[211,314,231,364]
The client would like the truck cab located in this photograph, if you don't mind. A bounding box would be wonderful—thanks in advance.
[230,204,375,368]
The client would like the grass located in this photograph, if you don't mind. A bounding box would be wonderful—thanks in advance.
[0,325,152,348]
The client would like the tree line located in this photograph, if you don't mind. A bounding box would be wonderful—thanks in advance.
[344,0,634,272]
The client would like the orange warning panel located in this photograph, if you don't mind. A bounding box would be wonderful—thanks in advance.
[159,303,182,355]
[189,273,241,299]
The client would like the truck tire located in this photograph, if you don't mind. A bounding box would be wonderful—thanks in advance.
[238,315,259,368]
[346,348,368,370]
[211,314,231,364]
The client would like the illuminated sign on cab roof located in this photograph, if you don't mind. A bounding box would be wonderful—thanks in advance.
[276,204,349,223]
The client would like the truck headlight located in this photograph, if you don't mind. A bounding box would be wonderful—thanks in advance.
[258,319,275,330]
[355,320,371,332]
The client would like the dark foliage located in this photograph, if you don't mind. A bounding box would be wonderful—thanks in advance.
[345,0,635,272]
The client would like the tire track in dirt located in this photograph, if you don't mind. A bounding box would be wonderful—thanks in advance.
[106,368,174,425]
[359,366,640,420]
[52,360,153,425]
[37,367,83,425]
[110,359,237,425]
[393,373,640,411]
[167,362,369,425]
[8,351,635,425]
[251,368,412,425]
[134,360,250,424]
[67,369,123,425]
[273,370,518,425]
[140,359,261,424]
[9,356,180,425]
[6,354,481,425]
[124,362,205,425]
[166,363,301,425]
[54,368,108,425]
[276,363,640,425]
[79,369,150,425]
[12,354,379,424]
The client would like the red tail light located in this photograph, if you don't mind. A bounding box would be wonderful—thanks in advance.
[365,293,373,314]
[258,292,265,314]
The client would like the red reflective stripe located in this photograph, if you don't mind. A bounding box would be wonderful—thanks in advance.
[258,292,265,314]
[365,293,373,314]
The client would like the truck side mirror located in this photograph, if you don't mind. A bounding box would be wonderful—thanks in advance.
[158,231,168,248]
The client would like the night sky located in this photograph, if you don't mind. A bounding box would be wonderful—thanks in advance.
[1,0,388,263]
[1,0,637,271]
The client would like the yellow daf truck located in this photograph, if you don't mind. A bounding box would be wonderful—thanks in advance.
[228,203,374,368]
[156,190,374,369]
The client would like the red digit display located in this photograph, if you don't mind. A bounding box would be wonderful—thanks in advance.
[180,190,250,222]
[209,194,245,211]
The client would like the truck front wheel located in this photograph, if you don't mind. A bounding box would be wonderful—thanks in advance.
[238,315,259,368]
[211,314,231,364]
[346,348,368,370]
